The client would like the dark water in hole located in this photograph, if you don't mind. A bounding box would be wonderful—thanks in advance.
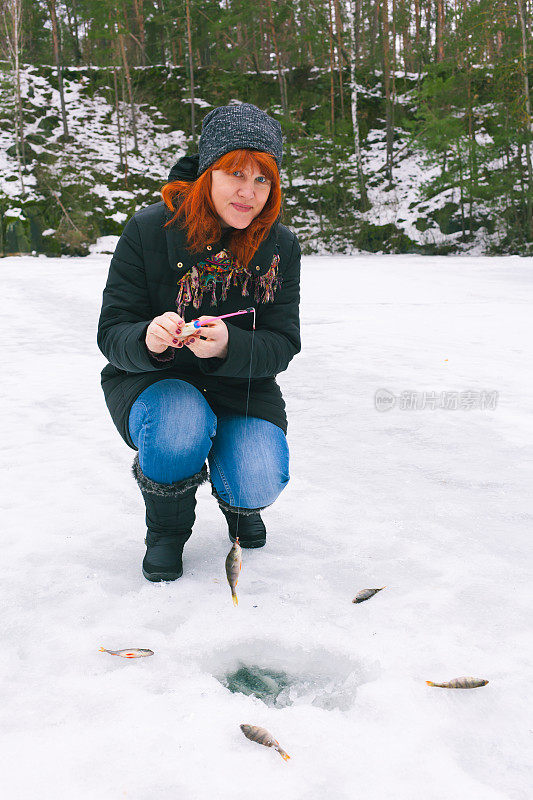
[210,643,375,710]
[222,664,292,706]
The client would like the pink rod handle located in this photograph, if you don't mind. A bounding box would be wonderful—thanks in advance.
[199,308,255,326]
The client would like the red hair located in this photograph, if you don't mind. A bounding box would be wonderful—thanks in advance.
[160,149,282,269]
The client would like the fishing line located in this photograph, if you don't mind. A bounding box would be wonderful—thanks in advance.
[234,306,256,540]
[197,306,256,539]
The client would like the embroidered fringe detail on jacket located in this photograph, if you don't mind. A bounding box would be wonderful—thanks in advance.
[175,249,281,316]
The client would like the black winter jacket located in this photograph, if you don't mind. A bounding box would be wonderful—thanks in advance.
[97,159,301,451]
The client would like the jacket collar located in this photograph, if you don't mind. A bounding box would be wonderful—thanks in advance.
[165,210,280,277]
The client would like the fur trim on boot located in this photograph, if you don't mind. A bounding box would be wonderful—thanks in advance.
[211,484,269,548]
[210,483,271,516]
[131,456,208,582]
[132,454,208,496]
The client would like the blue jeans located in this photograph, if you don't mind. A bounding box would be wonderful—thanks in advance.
[128,379,290,509]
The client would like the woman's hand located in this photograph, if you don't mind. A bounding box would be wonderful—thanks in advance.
[145,311,188,353]
[183,316,229,360]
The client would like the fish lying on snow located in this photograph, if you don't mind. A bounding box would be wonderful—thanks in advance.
[352,587,386,603]
[99,647,154,658]
[240,724,290,761]
[225,537,242,606]
[426,677,488,688]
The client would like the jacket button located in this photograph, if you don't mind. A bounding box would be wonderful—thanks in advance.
[255,265,260,271]
[206,245,212,250]
[177,261,183,267]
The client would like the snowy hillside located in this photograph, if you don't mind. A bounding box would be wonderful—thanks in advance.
[1,252,531,799]
[1,64,513,258]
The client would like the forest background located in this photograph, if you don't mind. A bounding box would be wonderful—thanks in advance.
[1,0,532,257]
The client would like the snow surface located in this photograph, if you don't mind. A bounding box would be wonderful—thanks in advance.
[1,252,532,800]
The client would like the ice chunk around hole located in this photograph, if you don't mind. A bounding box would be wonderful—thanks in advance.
[208,640,375,711]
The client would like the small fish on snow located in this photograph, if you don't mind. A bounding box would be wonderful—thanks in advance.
[352,587,386,603]
[99,647,154,658]
[240,724,290,761]
[426,676,488,689]
[225,537,242,606]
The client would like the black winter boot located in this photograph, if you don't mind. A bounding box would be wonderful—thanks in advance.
[132,455,208,582]
[211,485,269,549]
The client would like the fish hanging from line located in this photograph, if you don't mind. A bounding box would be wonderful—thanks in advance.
[240,724,290,761]
[225,537,242,606]
[352,587,386,603]
[99,647,154,658]
[426,677,489,689]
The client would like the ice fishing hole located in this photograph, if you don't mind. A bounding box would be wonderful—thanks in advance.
[208,641,376,711]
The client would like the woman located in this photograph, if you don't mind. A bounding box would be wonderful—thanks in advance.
[97,103,301,582]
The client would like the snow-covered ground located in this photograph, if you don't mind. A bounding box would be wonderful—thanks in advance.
[1,252,531,800]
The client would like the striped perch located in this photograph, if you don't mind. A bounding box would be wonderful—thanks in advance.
[240,724,290,761]
[352,587,386,603]
[225,537,242,606]
[426,677,489,688]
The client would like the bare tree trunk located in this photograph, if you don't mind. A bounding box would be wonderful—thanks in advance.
[72,0,81,61]
[414,0,421,82]
[170,34,177,66]
[259,14,266,70]
[116,6,139,151]
[370,0,380,68]
[333,0,345,118]
[517,0,533,238]
[155,0,168,65]
[3,0,25,194]
[185,0,196,144]
[109,10,126,175]
[112,66,125,172]
[400,0,411,73]
[425,0,432,62]
[64,0,82,64]
[354,0,362,64]
[131,0,146,65]
[348,0,369,209]
[236,22,243,70]
[382,0,393,183]
[118,57,130,187]
[392,0,396,129]
[46,0,70,139]
[436,0,444,61]
[266,0,288,113]
[327,0,336,134]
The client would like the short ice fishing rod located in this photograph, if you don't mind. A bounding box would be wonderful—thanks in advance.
[175,307,256,340]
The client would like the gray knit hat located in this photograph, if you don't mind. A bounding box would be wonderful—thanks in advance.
[197,103,283,177]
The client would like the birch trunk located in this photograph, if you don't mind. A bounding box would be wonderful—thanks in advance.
[348,0,369,209]
[46,0,70,139]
